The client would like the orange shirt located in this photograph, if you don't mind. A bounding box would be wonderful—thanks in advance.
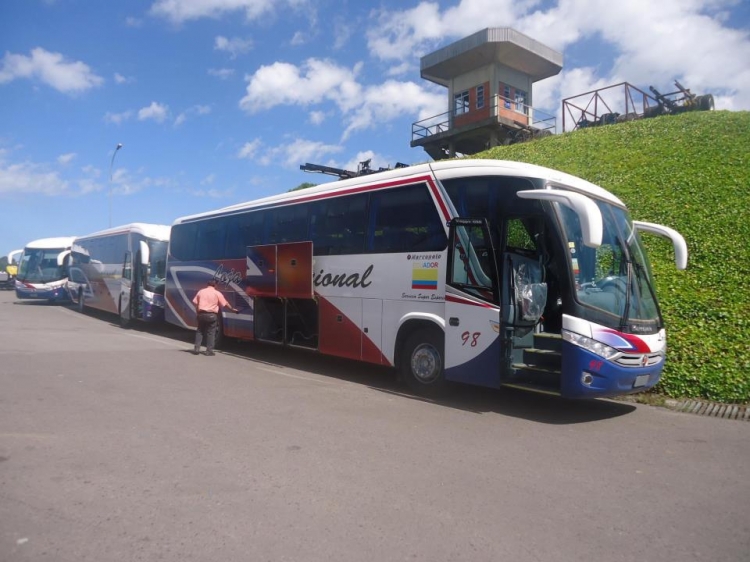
[192,286,229,313]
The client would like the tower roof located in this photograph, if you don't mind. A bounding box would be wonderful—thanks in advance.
[420,27,563,86]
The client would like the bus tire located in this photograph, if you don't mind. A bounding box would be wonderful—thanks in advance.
[119,298,131,329]
[400,328,447,396]
[77,289,85,313]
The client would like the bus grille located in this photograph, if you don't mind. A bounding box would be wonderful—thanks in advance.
[615,352,663,368]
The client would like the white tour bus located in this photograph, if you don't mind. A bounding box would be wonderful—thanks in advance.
[67,223,171,325]
[164,159,687,399]
[15,237,76,303]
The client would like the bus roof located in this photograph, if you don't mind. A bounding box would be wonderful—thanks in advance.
[172,159,624,225]
[23,236,77,249]
[73,223,171,242]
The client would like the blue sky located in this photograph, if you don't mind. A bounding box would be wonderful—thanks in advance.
[1,0,749,257]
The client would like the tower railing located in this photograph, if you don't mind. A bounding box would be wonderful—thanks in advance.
[412,95,556,143]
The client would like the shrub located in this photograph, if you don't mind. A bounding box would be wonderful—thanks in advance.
[477,111,750,403]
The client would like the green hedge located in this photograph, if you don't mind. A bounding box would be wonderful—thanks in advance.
[476,110,750,403]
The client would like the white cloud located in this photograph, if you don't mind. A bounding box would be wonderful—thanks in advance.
[208,67,235,79]
[104,110,134,125]
[0,152,102,196]
[309,110,326,125]
[201,173,216,185]
[240,58,362,113]
[214,35,253,58]
[0,47,103,94]
[239,58,444,139]
[261,138,343,168]
[174,104,212,126]
[0,159,69,195]
[366,0,750,110]
[341,151,392,174]
[149,0,303,24]
[237,137,342,168]
[57,153,77,165]
[290,31,308,46]
[237,139,262,160]
[114,72,135,84]
[343,80,444,140]
[125,16,143,27]
[138,101,169,123]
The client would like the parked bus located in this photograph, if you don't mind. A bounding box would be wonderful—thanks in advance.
[15,237,76,302]
[67,223,171,325]
[164,159,687,399]
[0,249,22,290]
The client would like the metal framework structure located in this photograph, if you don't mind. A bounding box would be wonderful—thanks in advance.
[561,82,657,132]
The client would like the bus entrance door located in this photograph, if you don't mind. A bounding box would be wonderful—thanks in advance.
[121,251,133,325]
[445,218,503,389]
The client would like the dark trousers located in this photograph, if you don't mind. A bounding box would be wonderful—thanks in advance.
[194,312,218,352]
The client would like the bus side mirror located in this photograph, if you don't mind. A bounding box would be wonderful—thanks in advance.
[57,250,71,267]
[632,221,688,270]
[139,241,150,266]
[517,189,603,248]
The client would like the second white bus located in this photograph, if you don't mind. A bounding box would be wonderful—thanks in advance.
[67,223,171,325]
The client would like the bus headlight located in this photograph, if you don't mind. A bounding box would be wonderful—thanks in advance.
[562,330,620,360]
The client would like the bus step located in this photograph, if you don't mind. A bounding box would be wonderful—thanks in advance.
[509,363,562,389]
[501,381,562,397]
[522,348,561,370]
[533,332,562,353]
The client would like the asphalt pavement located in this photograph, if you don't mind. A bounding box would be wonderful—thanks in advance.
[1,290,748,561]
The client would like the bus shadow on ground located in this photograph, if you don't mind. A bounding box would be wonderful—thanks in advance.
[210,338,637,425]
[66,309,638,425]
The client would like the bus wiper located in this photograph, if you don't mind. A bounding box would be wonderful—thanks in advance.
[618,261,632,331]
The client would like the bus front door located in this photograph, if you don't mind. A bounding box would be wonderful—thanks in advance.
[120,251,133,325]
[444,218,503,389]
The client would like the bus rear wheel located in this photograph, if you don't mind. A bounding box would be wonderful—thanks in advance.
[400,328,447,396]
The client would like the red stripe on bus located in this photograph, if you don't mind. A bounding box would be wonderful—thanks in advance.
[427,178,451,223]
[446,294,496,309]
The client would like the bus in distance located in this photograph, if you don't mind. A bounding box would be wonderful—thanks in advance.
[15,237,76,303]
[67,223,171,326]
[164,159,687,399]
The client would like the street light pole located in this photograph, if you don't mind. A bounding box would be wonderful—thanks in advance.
[109,143,123,228]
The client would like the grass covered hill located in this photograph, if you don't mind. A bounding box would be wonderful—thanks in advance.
[477,110,750,404]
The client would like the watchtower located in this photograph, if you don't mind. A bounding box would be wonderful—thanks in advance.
[411,28,563,160]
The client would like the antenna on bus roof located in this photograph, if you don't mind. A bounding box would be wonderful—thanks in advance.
[300,160,410,180]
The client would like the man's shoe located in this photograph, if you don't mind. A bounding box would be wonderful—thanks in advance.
[191,350,200,355]
[205,351,215,356]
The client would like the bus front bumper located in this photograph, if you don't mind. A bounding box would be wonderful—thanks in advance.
[560,341,664,399]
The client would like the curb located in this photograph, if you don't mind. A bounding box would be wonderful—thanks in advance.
[664,399,750,421]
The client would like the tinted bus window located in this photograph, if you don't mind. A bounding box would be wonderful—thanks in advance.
[266,204,309,244]
[226,211,265,257]
[196,219,227,260]
[368,183,446,253]
[309,194,367,255]
[169,222,198,261]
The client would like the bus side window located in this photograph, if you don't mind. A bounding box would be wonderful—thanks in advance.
[368,183,444,254]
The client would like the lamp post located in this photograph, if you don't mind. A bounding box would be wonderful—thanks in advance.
[109,142,123,228]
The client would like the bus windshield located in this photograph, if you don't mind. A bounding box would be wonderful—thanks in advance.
[558,200,660,324]
[18,248,67,283]
[146,239,168,292]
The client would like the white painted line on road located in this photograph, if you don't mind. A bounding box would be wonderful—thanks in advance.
[124,332,187,348]
[252,364,335,385]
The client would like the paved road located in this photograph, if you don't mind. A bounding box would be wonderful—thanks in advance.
[0,290,748,562]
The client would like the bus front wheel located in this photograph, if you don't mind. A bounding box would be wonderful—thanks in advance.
[77,290,85,313]
[400,328,447,396]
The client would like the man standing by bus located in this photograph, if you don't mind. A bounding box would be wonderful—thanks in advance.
[192,279,238,356]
